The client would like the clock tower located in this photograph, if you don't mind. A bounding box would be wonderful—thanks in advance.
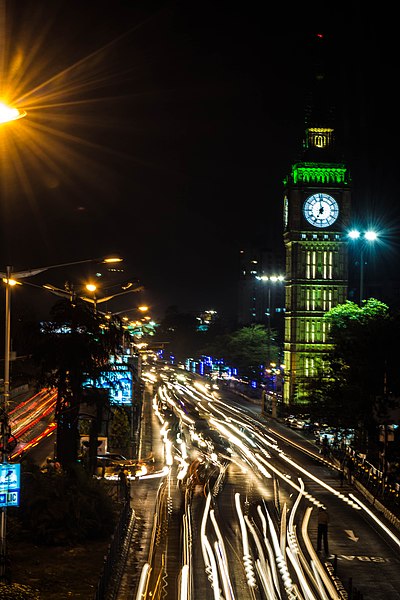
[283,55,351,405]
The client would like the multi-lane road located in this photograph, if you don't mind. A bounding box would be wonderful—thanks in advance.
[124,365,400,600]
[7,373,400,599]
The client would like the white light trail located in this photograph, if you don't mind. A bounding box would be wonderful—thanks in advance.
[135,562,151,600]
[349,493,400,549]
[235,493,257,588]
[179,564,189,600]
[301,507,341,600]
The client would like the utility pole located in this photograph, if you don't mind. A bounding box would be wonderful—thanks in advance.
[0,266,12,580]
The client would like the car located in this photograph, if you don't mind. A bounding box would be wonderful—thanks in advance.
[96,453,141,476]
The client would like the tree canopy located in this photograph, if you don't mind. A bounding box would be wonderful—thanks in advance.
[307,298,400,440]
[202,323,280,383]
[32,298,124,467]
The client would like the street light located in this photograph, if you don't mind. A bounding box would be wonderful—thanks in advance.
[256,274,285,418]
[42,280,144,314]
[348,230,378,305]
[0,254,121,579]
[0,101,27,581]
[0,102,26,124]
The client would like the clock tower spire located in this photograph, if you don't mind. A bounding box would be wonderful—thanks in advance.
[282,33,351,406]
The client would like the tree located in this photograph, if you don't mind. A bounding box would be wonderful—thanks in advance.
[320,298,400,449]
[109,406,131,455]
[203,324,280,384]
[154,306,204,362]
[32,298,124,469]
[12,461,115,546]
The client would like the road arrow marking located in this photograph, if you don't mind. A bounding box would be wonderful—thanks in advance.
[345,530,359,542]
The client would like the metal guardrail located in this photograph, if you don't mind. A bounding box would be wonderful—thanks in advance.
[94,498,133,600]
[344,449,400,520]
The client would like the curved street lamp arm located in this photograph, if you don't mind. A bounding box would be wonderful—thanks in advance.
[84,285,144,305]
[0,256,122,281]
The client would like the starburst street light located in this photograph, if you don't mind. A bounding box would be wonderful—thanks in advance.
[0,102,26,124]
[348,229,378,305]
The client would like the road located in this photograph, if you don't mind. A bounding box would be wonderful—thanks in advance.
[118,366,400,600]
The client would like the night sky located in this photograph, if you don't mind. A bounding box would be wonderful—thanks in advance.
[0,1,398,320]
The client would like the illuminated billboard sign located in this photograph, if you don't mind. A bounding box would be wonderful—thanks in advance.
[0,463,20,507]
[84,369,133,405]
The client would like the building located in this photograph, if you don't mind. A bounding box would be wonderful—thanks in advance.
[283,39,351,405]
[237,247,285,335]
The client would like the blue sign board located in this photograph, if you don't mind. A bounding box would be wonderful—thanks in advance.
[0,463,20,507]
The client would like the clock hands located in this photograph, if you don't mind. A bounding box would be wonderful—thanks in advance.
[303,193,338,228]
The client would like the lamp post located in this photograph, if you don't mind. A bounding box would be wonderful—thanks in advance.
[0,254,122,580]
[256,274,284,360]
[348,230,378,305]
[256,274,284,417]
[0,101,26,580]
[43,281,144,313]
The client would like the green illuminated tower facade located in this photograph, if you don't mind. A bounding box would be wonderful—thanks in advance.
[283,123,351,404]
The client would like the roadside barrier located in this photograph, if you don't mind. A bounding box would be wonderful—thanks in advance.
[94,497,134,600]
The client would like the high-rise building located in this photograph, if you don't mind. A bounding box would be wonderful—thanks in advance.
[237,247,285,335]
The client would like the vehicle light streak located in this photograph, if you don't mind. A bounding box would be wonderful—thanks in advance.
[135,467,169,480]
[260,526,282,599]
[234,493,257,588]
[179,564,189,600]
[135,562,151,600]
[204,536,222,600]
[301,506,340,600]
[210,510,228,570]
[181,505,191,600]
[265,426,334,469]
[279,453,361,510]
[349,493,400,549]
[210,421,272,479]
[286,545,317,600]
[209,509,236,599]
[9,388,55,416]
[165,439,173,466]
[10,422,57,459]
[245,515,278,599]
[286,480,320,600]
[258,504,295,596]
[214,541,235,600]
[255,558,279,600]
[287,480,304,555]
[280,501,287,557]
[310,561,331,600]
[200,492,218,594]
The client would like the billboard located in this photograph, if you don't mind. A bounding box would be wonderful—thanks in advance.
[83,368,133,405]
[0,463,20,507]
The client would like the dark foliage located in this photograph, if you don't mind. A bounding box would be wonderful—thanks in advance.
[30,298,124,467]
[154,306,207,361]
[9,462,115,546]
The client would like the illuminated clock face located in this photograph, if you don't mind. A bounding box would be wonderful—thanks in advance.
[303,193,339,228]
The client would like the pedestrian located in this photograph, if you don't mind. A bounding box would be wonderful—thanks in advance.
[118,467,130,502]
[339,467,344,487]
[317,506,330,555]
[346,456,354,484]
[322,435,329,458]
